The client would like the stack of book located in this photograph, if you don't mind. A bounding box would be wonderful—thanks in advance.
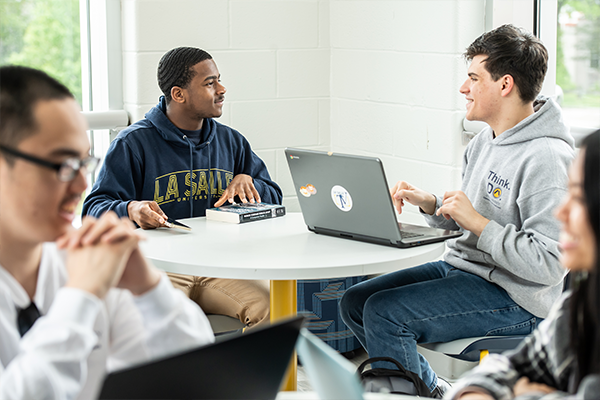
[206,203,286,224]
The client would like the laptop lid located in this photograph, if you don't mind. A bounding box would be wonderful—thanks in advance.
[296,328,364,400]
[99,316,304,400]
[285,148,462,248]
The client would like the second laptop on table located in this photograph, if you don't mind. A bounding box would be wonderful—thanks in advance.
[285,148,462,248]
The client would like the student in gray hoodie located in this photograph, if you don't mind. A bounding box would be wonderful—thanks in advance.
[340,25,575,398]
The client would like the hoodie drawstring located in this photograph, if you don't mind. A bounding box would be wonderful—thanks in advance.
[183,135,212,217]
[207,142,212,209]
[183,135,194,218]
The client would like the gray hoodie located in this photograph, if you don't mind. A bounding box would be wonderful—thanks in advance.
[424,96,575,318]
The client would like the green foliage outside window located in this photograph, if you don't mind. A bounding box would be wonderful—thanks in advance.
[0,0,82,104]
[557,0,600,108]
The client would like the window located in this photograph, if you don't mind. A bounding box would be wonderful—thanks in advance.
[0,0,87,216]
[464,0,598,143]
[557,0,600,134]
[0,0,82,104]
[1,0,126,224]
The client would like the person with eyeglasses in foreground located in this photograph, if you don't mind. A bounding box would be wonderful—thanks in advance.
[446,129,600,399]
[0,65,214,399]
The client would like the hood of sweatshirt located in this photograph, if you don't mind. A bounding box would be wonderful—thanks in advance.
[490,96,574,147]
[144,96,217,149]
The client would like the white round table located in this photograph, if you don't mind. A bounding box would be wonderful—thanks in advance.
[139,213,445,280]
[139,212,445,390]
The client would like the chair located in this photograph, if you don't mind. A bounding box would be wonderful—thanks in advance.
[419,335,527,363]
[206,314,245,339]
[419,274,571,364]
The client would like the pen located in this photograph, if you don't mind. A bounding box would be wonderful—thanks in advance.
[164,217,192,231]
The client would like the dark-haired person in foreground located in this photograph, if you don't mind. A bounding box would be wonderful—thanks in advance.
[340,25,574,398]
[83,47,282,328]
[0,65,214,399]
[447,129,600,400]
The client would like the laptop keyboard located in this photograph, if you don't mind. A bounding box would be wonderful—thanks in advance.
[400,231,425,239]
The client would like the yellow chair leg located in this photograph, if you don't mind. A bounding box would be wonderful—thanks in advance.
[270,280,297,391]
[480,349,490,363]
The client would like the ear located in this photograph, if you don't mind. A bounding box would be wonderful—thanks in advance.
[170,86,186,104]
[500,75,515,98]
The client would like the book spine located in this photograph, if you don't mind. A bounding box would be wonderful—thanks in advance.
[239,206,286,223]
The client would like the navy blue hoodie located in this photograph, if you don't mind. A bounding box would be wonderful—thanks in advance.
[82,97,282,220]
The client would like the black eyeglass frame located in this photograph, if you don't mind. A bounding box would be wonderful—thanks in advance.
[0,145,99,182]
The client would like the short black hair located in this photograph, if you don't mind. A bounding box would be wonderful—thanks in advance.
[157,47,213,103]
[464,24,548,103]
[0,65,74,150]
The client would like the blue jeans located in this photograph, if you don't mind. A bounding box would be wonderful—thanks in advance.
[339,261,538,392]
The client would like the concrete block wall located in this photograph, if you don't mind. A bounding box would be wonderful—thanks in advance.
[329,0,486,223]
[121,0,487,216]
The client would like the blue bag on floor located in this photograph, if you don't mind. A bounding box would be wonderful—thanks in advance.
[297,277,368,354]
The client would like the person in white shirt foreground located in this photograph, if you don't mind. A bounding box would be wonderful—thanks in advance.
[0,65,215,400]
[447,129,600,399]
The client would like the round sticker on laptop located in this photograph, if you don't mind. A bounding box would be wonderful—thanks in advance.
[331,185,353,212]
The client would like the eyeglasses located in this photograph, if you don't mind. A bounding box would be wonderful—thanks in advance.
[0,145,99,182]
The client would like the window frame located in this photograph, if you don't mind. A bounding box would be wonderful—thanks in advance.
[79,0,127,187]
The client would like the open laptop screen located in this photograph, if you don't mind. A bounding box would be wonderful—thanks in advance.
[99,316,304,399]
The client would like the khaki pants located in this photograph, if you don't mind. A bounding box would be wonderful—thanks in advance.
[167,272,270,327]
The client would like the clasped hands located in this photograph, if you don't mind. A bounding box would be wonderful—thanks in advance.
[58,211,161,299]
[390,181,489,237]
[128,174,259,230]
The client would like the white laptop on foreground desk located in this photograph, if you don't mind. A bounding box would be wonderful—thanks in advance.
[285,148,462,248]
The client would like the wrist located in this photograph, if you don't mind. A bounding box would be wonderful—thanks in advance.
[65,279,106,299]
[130,269,161,296]
[125,250,161,295]
[127,201,137,219]
[472,216,490,237]
[421,193,437,215]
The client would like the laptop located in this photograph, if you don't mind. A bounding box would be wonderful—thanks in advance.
[285,148,463,248]
[296,328,364,400]
[296,329,430,400]
[99,316,304,399]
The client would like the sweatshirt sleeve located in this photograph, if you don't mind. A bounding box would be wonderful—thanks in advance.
[422,195,461,231]
[0,288,101,400]
[82,138,142,219]
[106,274,214,371]
[476,185,566,286]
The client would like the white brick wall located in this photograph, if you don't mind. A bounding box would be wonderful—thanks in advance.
[329,0,485,221]
[121,0,486,214]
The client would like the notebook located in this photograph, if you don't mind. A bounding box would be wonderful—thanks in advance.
[99,316,304,399]
[285,148,463,248]
[296,328,365,400]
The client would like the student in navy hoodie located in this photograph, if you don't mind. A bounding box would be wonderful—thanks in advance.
[83,47,283,328]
